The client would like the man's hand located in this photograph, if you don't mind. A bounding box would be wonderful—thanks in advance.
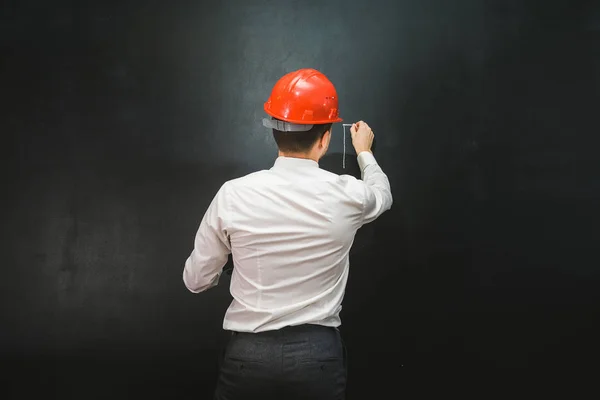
[350,121,374,154]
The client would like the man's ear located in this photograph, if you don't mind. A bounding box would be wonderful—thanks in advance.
[321,130,331,147]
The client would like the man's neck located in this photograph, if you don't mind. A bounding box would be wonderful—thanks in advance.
[278,151,319,163]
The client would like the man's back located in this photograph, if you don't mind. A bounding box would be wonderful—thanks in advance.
[184,152,392,333]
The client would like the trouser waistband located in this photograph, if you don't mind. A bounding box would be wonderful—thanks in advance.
[230,323,338,336]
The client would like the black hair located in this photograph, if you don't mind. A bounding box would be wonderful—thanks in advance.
[272,120,332,153]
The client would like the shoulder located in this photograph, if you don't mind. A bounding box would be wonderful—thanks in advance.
[221,170,274,190]
[315,168,368,205]
[317,167,363,188]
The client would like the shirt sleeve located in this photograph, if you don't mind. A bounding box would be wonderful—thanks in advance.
[356,151,393,225]
[183,183,232,293]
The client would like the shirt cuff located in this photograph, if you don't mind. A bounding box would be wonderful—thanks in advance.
[357,151,377,171]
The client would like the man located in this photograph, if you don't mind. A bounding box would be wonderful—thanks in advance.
[183,68,393,399]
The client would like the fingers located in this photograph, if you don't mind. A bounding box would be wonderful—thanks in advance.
[354,121,365,129]
[352,121,372,133]
[351,121,374,137]
[349,120,374,154]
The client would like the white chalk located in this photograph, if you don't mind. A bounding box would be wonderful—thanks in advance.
[341,125,354,168]
[343,125,346,169]
[342,125,350,169]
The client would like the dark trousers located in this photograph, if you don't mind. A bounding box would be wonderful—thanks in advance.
[214,324,347,400]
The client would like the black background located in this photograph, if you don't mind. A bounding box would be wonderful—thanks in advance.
[2,0,599,398]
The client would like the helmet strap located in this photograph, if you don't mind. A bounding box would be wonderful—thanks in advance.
[262,118,314,132]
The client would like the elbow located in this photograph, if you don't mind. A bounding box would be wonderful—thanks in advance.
[183,268,208,293]
[385,190,394,212]
[183,276,202,294]
[183,264,222,293]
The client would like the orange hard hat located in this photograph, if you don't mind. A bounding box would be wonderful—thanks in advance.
[262,68,343,132]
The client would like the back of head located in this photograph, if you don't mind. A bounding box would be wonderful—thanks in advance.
[271,119,333,154]
[263,68,342,155]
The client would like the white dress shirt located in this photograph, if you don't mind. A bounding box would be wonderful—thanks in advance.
[183,151,393,333]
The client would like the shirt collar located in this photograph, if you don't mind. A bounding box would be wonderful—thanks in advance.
[272,156,319,169]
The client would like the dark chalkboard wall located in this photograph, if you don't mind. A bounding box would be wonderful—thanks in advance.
[2,0,599,398]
